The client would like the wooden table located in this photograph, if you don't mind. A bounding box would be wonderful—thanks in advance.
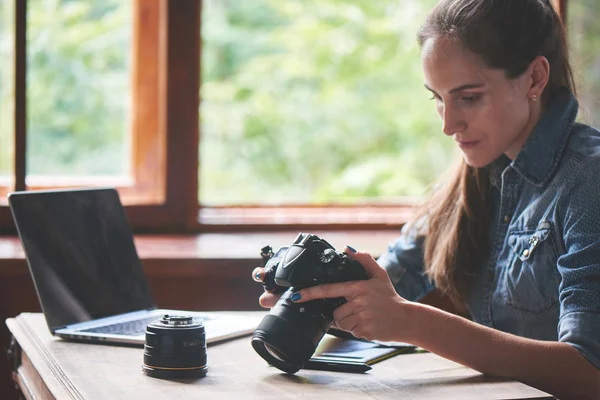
[6,313,553,399]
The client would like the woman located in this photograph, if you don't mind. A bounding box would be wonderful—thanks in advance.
[254,0,600,398]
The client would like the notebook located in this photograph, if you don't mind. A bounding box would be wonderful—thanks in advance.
[311,334,415,364]
[8,187,264,347]
[308,328,416,372]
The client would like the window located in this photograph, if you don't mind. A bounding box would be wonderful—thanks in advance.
[0,0,199,233]
[200,0,447,207]
[26,0,131,182]
[567,0,600,128]
[0,1,15,188]
[199,0,449,227]
[0,0,576,233]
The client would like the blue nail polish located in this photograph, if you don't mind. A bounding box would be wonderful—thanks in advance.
[346,245,357,253]
[290,292,302,302]
[254,271,261,281]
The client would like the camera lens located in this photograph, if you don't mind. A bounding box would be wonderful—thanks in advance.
[264,343,288,363]
[142,315,208,379]
[251,291,332,374]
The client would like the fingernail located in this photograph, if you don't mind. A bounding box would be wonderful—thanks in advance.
[254,271,262,281]
[290,292,302,302]
[346,245,357,253]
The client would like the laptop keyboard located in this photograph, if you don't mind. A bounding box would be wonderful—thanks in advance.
[80,316,162,336]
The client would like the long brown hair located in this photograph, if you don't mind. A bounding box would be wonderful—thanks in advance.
[414,0,576,312]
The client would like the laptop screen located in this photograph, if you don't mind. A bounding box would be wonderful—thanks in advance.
[9,188,155,332]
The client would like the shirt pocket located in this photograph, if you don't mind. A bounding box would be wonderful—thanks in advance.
[502,222,560,314]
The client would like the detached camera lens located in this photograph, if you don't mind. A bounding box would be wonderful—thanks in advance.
[142,315,208,379]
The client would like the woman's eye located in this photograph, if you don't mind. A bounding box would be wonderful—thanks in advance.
[461,95,481,103]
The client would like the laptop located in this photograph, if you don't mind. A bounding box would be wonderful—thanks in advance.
[8,187,264,347]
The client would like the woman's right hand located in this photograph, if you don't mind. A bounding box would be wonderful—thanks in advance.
[252,267,282,308]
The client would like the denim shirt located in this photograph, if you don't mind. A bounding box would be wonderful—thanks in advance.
[378,90,600,370]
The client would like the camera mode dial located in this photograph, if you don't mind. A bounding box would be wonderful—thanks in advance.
[319,248,339,264]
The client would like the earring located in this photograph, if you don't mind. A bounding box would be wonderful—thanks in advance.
[532,94,538,102]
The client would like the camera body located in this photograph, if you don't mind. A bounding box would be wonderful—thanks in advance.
[262,233,368,292]
[251,233,368,374]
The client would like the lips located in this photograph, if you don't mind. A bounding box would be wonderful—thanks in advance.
[456,139,480,150]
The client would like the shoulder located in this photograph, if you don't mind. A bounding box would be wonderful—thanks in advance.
[556,123,600,215]
[560,122,600,183]
[566,122,600,160]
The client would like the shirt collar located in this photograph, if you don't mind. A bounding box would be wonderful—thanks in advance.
[488,155,510,189]
[510,89,579,187]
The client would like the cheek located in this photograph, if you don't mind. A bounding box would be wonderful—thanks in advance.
[503,98,530,134]
[479,97,527,141]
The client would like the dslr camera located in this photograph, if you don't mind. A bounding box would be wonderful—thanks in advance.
[251,233,368,374]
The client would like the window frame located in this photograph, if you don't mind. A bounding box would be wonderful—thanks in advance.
[0,0,570,235]
[0,0,200,234]
[195,0,569,231]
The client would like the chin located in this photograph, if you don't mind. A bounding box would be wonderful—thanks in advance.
[461,154,494,169]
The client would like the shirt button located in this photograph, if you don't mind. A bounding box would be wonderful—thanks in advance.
[523,249,530,257]
[503,215,510,223]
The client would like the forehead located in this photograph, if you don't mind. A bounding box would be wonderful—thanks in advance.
[421,36,502,91]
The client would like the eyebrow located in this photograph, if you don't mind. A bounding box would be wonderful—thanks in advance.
[424,83,485,94]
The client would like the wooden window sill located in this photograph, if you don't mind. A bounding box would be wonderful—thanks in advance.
[0,228,456,319]
[0,230,402,274]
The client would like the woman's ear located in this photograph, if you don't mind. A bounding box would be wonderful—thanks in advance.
[527,55,550,101]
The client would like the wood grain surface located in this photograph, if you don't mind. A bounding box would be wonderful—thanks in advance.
[7,313,552,400]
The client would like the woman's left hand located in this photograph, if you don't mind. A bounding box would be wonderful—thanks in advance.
[291,246,412,343]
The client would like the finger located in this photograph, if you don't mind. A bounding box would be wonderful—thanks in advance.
[333,301,355,322]
[344,245,388,279]
[252,267,265,282]
[259,292,280,308]
[336,314,359,333]
[291,281,361,303]
[351,327,369,341]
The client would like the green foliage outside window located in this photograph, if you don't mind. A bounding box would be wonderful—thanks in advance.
[568,0,600,128]
[1,0,599,207]
[0,0,130,178]
[27,0,131,177]
[0,1,15,178]
[200,0,449,205]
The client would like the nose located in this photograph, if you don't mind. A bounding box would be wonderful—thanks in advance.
[441,103,466,137]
